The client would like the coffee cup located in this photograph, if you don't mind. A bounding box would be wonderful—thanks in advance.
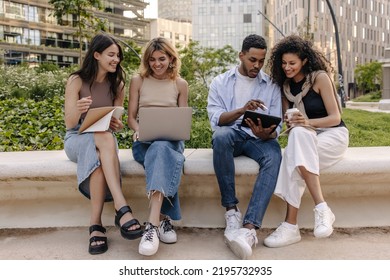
[286,108,299,120]
[286,108,299,127]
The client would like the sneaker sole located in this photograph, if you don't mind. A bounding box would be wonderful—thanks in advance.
[263,235,301,248]
[226,239,252,260]
[314,214,336,238]
[139,246,159,256]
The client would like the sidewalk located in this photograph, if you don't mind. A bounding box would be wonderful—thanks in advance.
[346,101,390,113]
[1,226,390,260]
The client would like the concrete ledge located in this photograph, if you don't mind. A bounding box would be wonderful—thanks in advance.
[1,147,390,229]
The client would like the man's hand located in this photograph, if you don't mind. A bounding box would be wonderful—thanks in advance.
[241,99,267,114]
[244,117,276,140]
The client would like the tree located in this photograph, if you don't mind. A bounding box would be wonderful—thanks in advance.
[49,0,107,65]
[179,41,237,89]
[121,40,142,73]
[354,61,383,94]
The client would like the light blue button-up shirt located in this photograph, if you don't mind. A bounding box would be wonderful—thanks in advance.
[207,66,282,138]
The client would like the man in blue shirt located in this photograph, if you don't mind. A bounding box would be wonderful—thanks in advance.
[207,34,282,259]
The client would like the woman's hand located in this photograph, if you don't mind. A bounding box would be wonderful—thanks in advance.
[285,111,309,128]
[109,116,124,132]
[132,131,139,142]
[76,96,92,114]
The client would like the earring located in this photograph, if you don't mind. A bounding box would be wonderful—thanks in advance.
[169,63,173,68]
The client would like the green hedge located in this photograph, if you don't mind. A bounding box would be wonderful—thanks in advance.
[0,96,214,152]
[1,66,390,152]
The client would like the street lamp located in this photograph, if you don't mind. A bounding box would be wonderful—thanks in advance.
[324,0,346,107]
[257,10,285,38]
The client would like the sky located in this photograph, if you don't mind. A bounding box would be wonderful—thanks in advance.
[144,0,158,19]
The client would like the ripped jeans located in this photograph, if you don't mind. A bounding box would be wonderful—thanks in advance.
[132,140,185,220]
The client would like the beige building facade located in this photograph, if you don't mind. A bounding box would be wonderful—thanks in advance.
[149,18,192,48]
[272,0,390,98]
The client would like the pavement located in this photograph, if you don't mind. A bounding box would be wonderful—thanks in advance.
[1,226,390,260]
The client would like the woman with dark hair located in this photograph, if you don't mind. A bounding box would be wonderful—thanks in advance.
[263,35,349,248]
[64,33,142,255]
[128,37,189,256]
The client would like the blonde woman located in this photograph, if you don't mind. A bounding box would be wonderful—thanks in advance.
[128,37,189,256]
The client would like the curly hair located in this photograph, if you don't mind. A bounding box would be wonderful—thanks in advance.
[71,33,125,100]
[268,35,333,88]
[139,37,181,80]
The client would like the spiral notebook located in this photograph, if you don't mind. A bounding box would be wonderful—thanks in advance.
[138,107,193,141]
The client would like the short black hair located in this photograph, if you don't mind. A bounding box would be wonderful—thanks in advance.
[241,34,267,52]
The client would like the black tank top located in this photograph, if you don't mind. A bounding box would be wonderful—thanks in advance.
[288,79,345,127]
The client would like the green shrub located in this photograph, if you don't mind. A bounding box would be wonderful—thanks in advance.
[1,65,390,152]
[0,97,66,151]
[352,91,381,102]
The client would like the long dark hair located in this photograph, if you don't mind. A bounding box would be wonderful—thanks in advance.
[71,33,126,99]
[268,35,333,89]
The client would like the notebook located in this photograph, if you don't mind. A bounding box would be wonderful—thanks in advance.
[138,107,193,141]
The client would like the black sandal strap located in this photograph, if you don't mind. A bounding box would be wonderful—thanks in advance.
[89,235,107,243]
[89,224,106,235]
[121,218,141,231]
[115,205,133,221]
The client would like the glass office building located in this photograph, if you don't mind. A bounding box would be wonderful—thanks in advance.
[192,0,265,51]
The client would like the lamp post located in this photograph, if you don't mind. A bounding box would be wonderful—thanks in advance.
[325,0,346,107]
[257,10,285,38]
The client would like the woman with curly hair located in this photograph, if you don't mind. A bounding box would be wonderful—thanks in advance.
[263,35,349,248]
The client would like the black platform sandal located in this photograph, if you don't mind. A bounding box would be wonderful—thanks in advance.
[115,206,143,240]
[88,225,108,255]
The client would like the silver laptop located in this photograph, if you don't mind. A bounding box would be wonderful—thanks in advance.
[138,107,193,141]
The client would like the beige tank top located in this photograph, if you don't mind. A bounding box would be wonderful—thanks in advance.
[139,76,179,108]
[80,79,114,119]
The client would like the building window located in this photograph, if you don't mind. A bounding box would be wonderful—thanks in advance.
[243,13,252,23]
[163,31,172,39]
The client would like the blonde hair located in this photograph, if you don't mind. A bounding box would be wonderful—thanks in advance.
[139,37,181,80]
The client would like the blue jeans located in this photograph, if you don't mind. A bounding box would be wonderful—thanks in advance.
[212,126,282,228]
[132,140,185,220]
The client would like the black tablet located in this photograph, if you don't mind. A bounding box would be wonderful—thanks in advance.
[241,110,281,131]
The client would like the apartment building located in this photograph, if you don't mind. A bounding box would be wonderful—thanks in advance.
[273,0,390,97]
[0,0,150,66]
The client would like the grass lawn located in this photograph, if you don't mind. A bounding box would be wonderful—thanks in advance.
[341,108,390,147]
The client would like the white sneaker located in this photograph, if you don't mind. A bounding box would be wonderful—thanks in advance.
[228,228,258,260]
[139,223,159,256]
[159,217,177,244]
[313,206,335,238]
[263,222,301,248]
[224,209,242,242]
